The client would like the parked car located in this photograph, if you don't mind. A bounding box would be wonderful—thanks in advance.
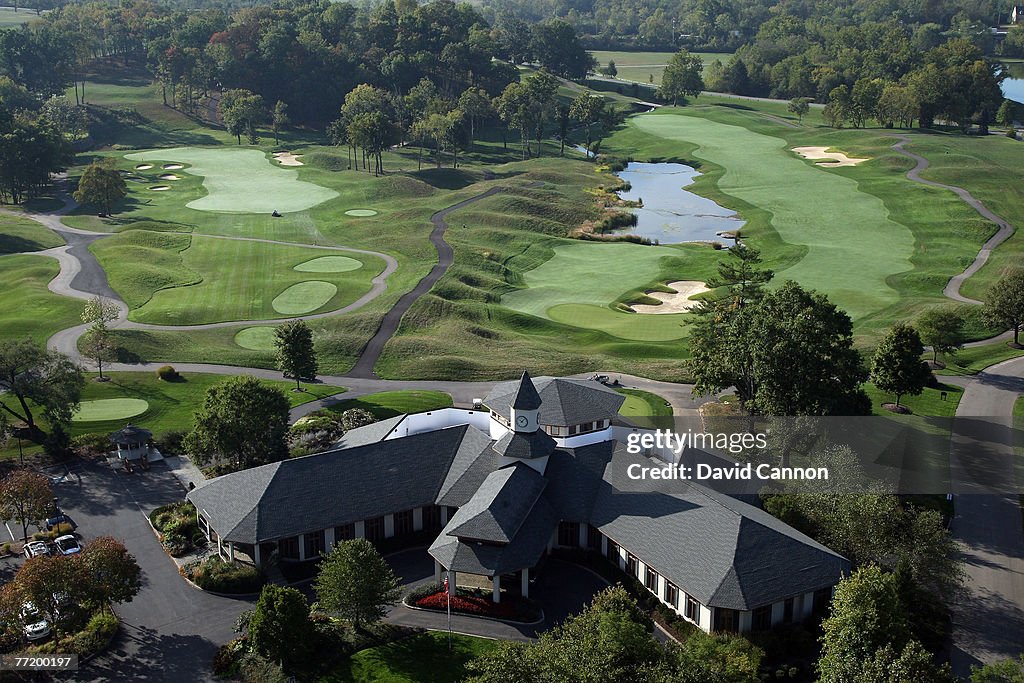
[45,514,77,532]
[23,541,52,559]
[19,602,51,641]
[53,535,81,556]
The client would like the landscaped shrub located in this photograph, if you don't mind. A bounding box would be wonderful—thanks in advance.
[154,430,186,455]
[32,523,74,542]
[183,556,265,594]
[27,610,119,658]
[150,501,204,557]
[156,365,180,381]
[71,432,111,458]
[411,587,542,622]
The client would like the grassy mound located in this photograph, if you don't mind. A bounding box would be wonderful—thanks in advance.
[0,255,85,345]
[272,280,338,315]
[0,214,64,254]
[72,398,150,422]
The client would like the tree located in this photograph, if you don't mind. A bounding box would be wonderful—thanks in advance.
[915,307,965,365]
[274,320,317,391]
[220,89,265,145]
[271,100,288,145]
[81,536,142,611]
[183,376,290,471]
[0,339,84,437]
[14,554,85,638]
[41,96,87,139]
[81,295,120,380]
[659,50,704,105]
[698,242,773,311]
[690,282,869,416]
[341,408,376,432]
[997,100,1018,129]
[314,539,401,628]
[73,162,127,215]
[871,323,931,409]
[0,469,52,542]
[603,60,618,77]
[569,93,607,158]
[248,585,313,673]
[972,654,1024,682]
[824,85,852,127]
[457,87,493,144]
[529,19,593,79]
[984,268,1024,347]
[787,96,811,123]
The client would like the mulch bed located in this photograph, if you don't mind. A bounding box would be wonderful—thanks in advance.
[413,590,539,622]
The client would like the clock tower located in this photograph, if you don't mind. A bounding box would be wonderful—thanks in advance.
[510,370,542,434]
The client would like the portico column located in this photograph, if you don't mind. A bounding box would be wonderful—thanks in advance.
[217,536,224,558]
[521,568,529,598]
[229,542,235,562]
[434,561,443,584]
[492,576,501,603]
[298,534,306,561]
[253,544,262,567]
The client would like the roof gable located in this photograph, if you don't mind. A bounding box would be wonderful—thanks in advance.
[446,464,547,543]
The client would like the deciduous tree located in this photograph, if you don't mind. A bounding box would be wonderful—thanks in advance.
[787,96,811,123]
[659,50,704,105]
[0,339,84,437]
[0,469,52,541]
[248,585,313,673]
[915,306,965,364]
[274,320,317,391]
[871,323,931,409]
[73,162,126,215]
[569,93,607,158]
[81,536,142,611]
[984,268,1024,347]
[314,539,400,628]
[15,554,85,638]
[81,295,120,380]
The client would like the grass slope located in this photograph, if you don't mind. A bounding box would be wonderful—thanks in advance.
[124,147,339,213]
[321,631,497,683]
[0,254,83,345]
[0,213,63,254]
[589,50,734,86]
[324,390,453,419]
[91,230,384,325]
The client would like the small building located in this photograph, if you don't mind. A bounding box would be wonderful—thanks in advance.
[187,371,850,634]
[109,424,152,461]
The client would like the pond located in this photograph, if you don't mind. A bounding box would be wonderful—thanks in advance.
[1001,62,1024,103]
[612,162,744,244]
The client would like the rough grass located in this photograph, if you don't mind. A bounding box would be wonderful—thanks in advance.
[934,342,1024,376]
[0,213,63,254]
[324,390,453,419]
[124,147,339,213]
[91,230,383,324]
[589,50,734,86]
[0,254,84,345]
[320,631,498,683]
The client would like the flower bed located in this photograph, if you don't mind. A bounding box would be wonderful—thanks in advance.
[150,501,206,557]
[182,556,265,594]
[411,586,541,623]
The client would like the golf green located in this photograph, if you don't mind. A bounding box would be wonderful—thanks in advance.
[344,209,378,217]
[629,112,915,320]
[72,398,150,422]
[272,281,337,314]
[234,327,277,351]
[500,240,696,339]
[124,147,338,213]
[293,256,363,273]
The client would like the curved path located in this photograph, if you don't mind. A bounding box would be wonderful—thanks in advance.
[890,135,1016,305]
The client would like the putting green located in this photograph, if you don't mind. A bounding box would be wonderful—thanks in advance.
[125,147,338,214]
[629,112,915,320]
[72,398,150,422]
[294,256,363,273]
[272,281,338,315]
[345,209,378,217]
[234,326,277,351]
[501,240,697,340]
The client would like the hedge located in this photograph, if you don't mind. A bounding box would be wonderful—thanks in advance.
[183,556,265,594]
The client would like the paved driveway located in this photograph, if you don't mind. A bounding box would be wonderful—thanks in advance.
[44,460,251,683]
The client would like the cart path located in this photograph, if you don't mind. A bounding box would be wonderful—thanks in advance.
[890,135,1016,305]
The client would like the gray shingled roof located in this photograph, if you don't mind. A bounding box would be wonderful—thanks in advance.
[544,441,615,522]
[492,429,556,460]
[446,464,547,543]
[435,429,499,507]
[328,415,405,450]
[187,425,484,544]
[485,377,624,427]
[590,446,850,611]
[511,370,542,410]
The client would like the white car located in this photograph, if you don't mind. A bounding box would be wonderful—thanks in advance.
[53,535,81,556]
[19,603,51,641]
[23,541,51,559]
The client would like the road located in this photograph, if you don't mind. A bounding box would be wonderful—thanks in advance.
[945,356,1024,676]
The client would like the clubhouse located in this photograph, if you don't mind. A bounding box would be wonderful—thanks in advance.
[187,371,849,634]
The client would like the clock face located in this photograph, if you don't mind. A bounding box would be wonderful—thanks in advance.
[516,415,529,428]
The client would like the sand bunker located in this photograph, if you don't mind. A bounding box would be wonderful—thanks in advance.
[149,185,170,191]
[630,280,710,314]
[158,173,180,181]
[273,151,304,166]
[792,146,868,167]
[345,209,378,217]
[162,163,184,170]
[127,176,146,182]
[135,164,153,170]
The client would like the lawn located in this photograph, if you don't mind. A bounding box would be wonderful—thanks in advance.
[320,631,497,683]
[91,230,385,325]
[0,6,42,27]
[616,388,673,418]
[0,213,63,254]
[864,381,964,418]
[500,240,714,342]
[324,390,453,419]
[934,342,1024,376]
[0,254,84,345]
[589,50,734,86]
[124,147,339,213]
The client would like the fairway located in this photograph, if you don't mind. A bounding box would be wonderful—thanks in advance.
[0,213,63,254]
[631,111,915,320]
[234,327,276,351]
[72,398,150,422]
[92,230,385,325]
[0,255,84,345]
[500,240,697,340]
[589,50,733,85]
[294,255,363,272]
[124,147,338,213]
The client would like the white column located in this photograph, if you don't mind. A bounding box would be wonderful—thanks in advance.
[325,527,336,548]
[298,534,306,561]
[384,515,395,538]
[413,508,423,532]
[801,592,814,620]
[578,524,587,549]
[253,544,262,567]
[600,535,607,555]
[492,576,501,603]
[229,542,235,562]
[738,610,752,633]
[355,520,365,538]
[450,572,458,591]
[434,561,443,584]
[771,601,784,626]
[217,536,224,558]
[440,507,449,525]
[698,604,713,632]
[521,568,529,598]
